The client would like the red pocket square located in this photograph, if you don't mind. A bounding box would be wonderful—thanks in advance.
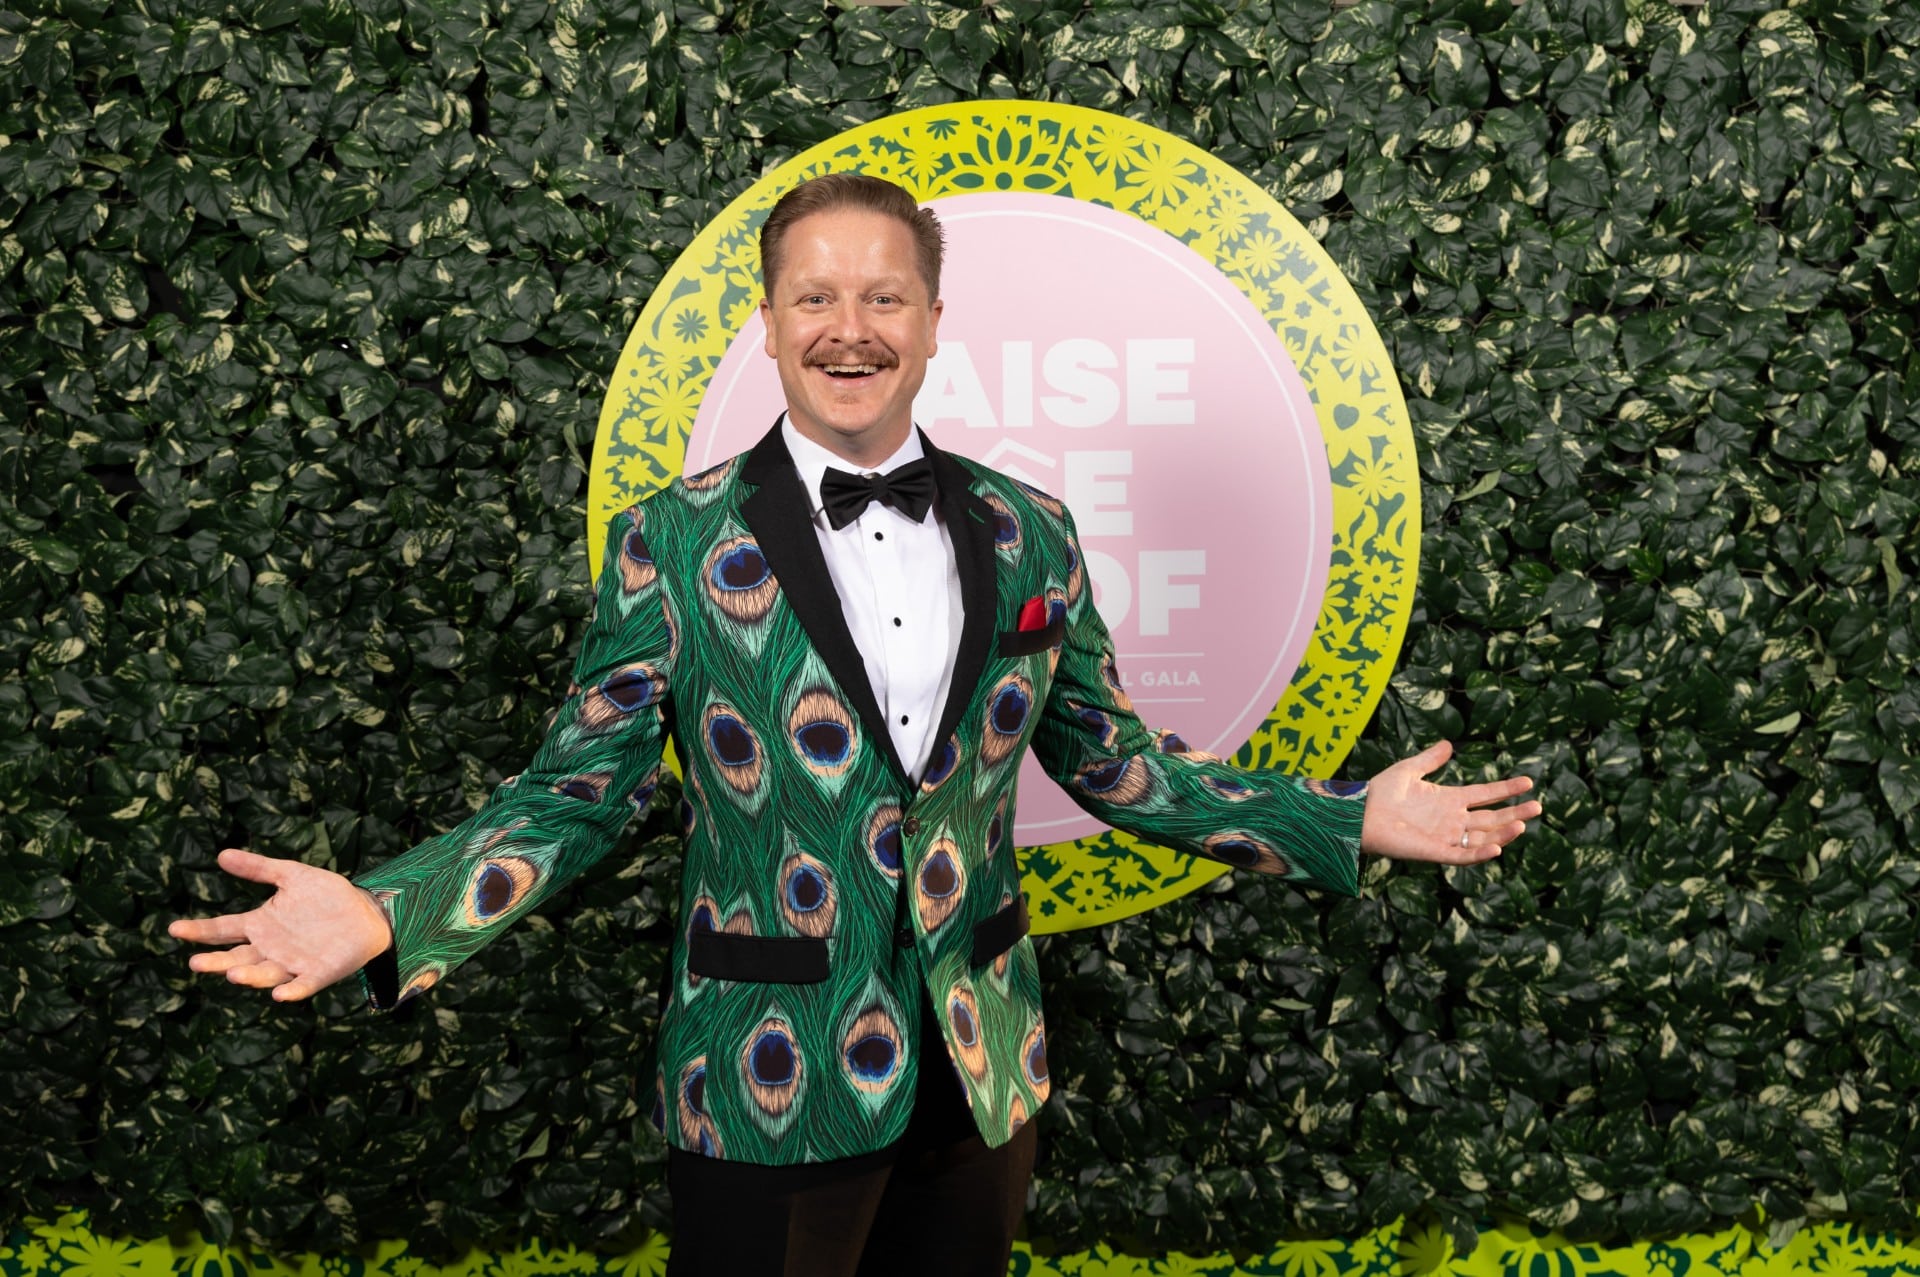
[1016,596,1048,631]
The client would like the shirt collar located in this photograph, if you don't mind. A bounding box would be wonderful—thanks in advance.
[780,414,928,520]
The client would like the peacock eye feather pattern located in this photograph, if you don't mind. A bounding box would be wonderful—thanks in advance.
[864,803,904,879]
[1202,830,1290,875]
[1074,754,1155,807]
[919,734,961,794]
[397,966,441,1004]
[1153,729,1219,763]
[1021,1018,1050,1102]
[680,456,737,499]
[739,1014,806,1134]
[1306,777,1369,800]
[945,983,989,1082]
[459,855,542,927]
[701,701,766,804]
[577,663,668,734]
[986,798,1008,863]
[778,847,836,938]
[915,836,967,934]
[628,764,661,813]
[1202,773,1261,802]
[677,1057,723,1157]
[836,977,911,1116]
[1014,478,1063,518]
[985,493,1022,558]
[1067,699,1121,750]
[980,672,1033,767]
[551,771,613,803]
[787,684,859,783]
[703,535,780,625]
[617,511,658,595]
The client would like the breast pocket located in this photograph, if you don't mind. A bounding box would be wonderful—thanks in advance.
[996,615,1065,658]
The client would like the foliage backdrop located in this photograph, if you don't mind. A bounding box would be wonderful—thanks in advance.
[3,0,1919,1260]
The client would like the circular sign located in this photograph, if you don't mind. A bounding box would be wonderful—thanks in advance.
[589,101,1418,934]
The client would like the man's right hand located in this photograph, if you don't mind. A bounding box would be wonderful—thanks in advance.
[169,848,394,1002]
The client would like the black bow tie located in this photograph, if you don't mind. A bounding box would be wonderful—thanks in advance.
[819,459,936,530]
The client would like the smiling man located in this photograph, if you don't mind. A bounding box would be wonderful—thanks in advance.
[172,173,1541,1277]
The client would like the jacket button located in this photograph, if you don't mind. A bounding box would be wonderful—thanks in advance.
[894,925,914,949]
[902,816,921,837]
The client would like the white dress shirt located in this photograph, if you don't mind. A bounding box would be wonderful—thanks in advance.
[781,416,965,781]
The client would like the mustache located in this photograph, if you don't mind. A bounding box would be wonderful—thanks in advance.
[803,346,899,369]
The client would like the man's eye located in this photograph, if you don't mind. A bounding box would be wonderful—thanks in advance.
[872,295,897,306]
[803,294,828,305]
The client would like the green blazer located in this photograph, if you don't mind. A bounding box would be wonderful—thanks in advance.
[355,422,1368,1165]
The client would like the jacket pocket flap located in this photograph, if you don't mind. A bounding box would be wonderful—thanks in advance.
[688,931,830,984]
[970,896,1030,966]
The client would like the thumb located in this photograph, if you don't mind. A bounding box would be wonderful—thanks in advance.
[216,847,292,887]
[1401,739,1454,778]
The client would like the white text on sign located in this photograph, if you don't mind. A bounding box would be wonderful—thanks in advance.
[917,339,1196,429]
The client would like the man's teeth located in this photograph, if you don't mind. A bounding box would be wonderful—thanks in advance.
[822,364,880,376]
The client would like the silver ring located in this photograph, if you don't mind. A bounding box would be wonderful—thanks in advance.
[1459,830,1470,848]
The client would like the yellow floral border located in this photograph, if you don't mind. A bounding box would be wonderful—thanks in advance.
[15,1212,1920,1277]
[587,101,1419,934]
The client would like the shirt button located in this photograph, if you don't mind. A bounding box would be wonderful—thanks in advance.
[875,531,885,541]
[902,816,921,837]
[900,714,909,725]
[893,617,902,627]
[894,925,914,949]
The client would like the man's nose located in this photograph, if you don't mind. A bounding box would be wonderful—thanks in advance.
[825,298,874,342]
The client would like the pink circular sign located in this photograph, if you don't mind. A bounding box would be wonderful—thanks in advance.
[686,192,1331,844]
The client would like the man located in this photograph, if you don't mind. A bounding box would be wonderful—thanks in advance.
[172,173,1541,1276]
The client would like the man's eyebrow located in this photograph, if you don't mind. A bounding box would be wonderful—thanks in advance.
[785,274,918,295]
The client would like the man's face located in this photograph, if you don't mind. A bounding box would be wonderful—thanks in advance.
[760,207,942,464]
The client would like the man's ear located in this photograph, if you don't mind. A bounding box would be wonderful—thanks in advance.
[928,296,943,358]
[760,297,776,357]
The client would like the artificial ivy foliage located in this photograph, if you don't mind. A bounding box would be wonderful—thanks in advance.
[2,0,1918,1263]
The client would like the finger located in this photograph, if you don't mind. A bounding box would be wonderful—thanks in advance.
[273,974,331,1002]
[1441,834,1504,865]
[189,944,263,974]
[216,847,293,887]
[1391,739,1454,780]
[1465,800,1542,831]
[225,959,294,989]
[170,913,254,946]
[1456,775,1536,807]
[1485,818,1530,848]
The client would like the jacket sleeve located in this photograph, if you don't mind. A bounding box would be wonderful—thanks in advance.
[1027,508,1367,897]
[352,505,676,1006]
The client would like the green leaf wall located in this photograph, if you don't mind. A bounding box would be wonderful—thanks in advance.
[3,0,1918,1260]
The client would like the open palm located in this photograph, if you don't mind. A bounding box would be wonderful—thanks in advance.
[1359,740,1541,864]
[168,848,393,1001]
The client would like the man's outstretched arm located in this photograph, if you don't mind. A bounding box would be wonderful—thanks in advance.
[1030,510,1540,887]
[170,505,677,1003]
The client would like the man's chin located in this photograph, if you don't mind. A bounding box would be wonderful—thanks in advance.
[791,411,913,460]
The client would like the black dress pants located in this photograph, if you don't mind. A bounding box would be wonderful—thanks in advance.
[664,1004,1039,1277]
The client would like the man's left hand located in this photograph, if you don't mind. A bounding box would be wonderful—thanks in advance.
[1359,740,1541,864]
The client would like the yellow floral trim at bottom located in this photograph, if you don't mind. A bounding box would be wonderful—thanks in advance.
[11,1213,1920,1277]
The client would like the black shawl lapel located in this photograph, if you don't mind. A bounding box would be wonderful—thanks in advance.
[922,429,999,761]
[739,422,910,783]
